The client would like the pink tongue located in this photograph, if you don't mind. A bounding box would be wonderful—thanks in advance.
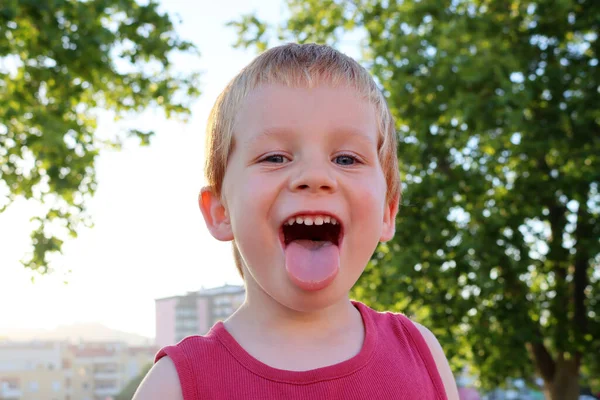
[284,240,340,291]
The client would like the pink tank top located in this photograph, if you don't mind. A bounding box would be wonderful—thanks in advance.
[155,301,447,399]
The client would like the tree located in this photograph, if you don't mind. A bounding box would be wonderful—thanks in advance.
[0,0,200,274]
[230,1,600,398]
[116,363,152,400]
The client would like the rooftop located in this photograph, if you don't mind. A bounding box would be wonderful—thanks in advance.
[155,284,245,301]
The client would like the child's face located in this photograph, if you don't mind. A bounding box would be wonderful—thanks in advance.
[202,84,397,310]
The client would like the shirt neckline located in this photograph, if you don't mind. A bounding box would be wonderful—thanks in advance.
[210,300,377,384]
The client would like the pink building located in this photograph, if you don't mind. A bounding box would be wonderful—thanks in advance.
[155,285,245,348]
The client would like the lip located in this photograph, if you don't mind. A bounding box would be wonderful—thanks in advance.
[279,210,345,248]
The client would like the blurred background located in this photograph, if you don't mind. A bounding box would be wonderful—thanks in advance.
[0,0,597,399]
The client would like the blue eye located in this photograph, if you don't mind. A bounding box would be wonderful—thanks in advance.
[263,154,288,163]
[334,155,357,165]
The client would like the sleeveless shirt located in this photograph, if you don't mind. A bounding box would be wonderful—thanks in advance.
[155,301,447,399]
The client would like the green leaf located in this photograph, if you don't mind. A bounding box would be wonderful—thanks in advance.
[0,0,201,275]
[230,0,600,396]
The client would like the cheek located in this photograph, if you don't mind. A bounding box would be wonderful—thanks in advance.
[227,173,280,246]
[354,172,387,215]
[224,167,272,214]
[239,174,277,210]
[348,173,387,249]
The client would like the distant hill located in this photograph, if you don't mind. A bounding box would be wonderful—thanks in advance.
[0,323,153,346]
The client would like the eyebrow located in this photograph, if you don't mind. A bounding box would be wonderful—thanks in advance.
[328,128,377,146]
[244,126,377,146]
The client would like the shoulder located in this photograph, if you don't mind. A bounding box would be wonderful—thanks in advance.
[412,322,460,400]
[132,332,224,400]
[355,302,459,399]
[133,356,183,400]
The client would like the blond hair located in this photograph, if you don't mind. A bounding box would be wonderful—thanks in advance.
[204,43,400,277]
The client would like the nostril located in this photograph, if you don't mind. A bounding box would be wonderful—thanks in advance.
[291,174,336,192]
[297,184,332,191]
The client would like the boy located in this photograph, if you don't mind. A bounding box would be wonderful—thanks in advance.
[134,43,459,399]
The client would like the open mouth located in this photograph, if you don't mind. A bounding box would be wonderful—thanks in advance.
[280,213,344,291]
[281,214,342,247]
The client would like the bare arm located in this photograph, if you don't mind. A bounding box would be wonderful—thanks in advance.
[415,322,460,400]
[132,357,184,400]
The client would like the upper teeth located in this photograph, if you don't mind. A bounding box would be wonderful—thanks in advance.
[285,215,338,226]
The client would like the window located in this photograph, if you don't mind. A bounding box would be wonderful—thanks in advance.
[183,319,196,328]
[175,307,196,317]
[29,381,39,392]
[128,361,139,379]
[3,381,18,390]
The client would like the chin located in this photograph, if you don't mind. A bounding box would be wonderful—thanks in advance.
[270,274,357,313]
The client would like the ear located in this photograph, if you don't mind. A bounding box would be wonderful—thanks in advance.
[380,194,399,242]
[199,187,234,241]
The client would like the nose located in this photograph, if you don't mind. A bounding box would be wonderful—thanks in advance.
[289,158,338,194]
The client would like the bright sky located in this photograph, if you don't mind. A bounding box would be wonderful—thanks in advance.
[0,0,285,338]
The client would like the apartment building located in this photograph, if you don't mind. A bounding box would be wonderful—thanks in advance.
[0,341,156,400]
[0,341,64,400]
[155,284,245,348]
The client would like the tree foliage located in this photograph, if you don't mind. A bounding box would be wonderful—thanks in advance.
[231,0,599,398]
[0,0,200,273]
[116,362,152,400]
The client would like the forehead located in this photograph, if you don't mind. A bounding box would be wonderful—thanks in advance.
[232,84,379,146]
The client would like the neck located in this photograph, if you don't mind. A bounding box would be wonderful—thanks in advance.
[226,281,361,343]
[222,279,366,371]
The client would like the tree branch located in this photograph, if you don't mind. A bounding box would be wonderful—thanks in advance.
[573,200,590,339]
[547,199,570,349]
[526,339,556,382]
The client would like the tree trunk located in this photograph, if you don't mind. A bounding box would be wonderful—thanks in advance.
[527,342,581,400]
[542,358,580,400]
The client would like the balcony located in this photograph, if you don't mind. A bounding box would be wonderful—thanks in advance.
[94,371,119,379]
[0,387,22,399]
[94,386,120,396]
